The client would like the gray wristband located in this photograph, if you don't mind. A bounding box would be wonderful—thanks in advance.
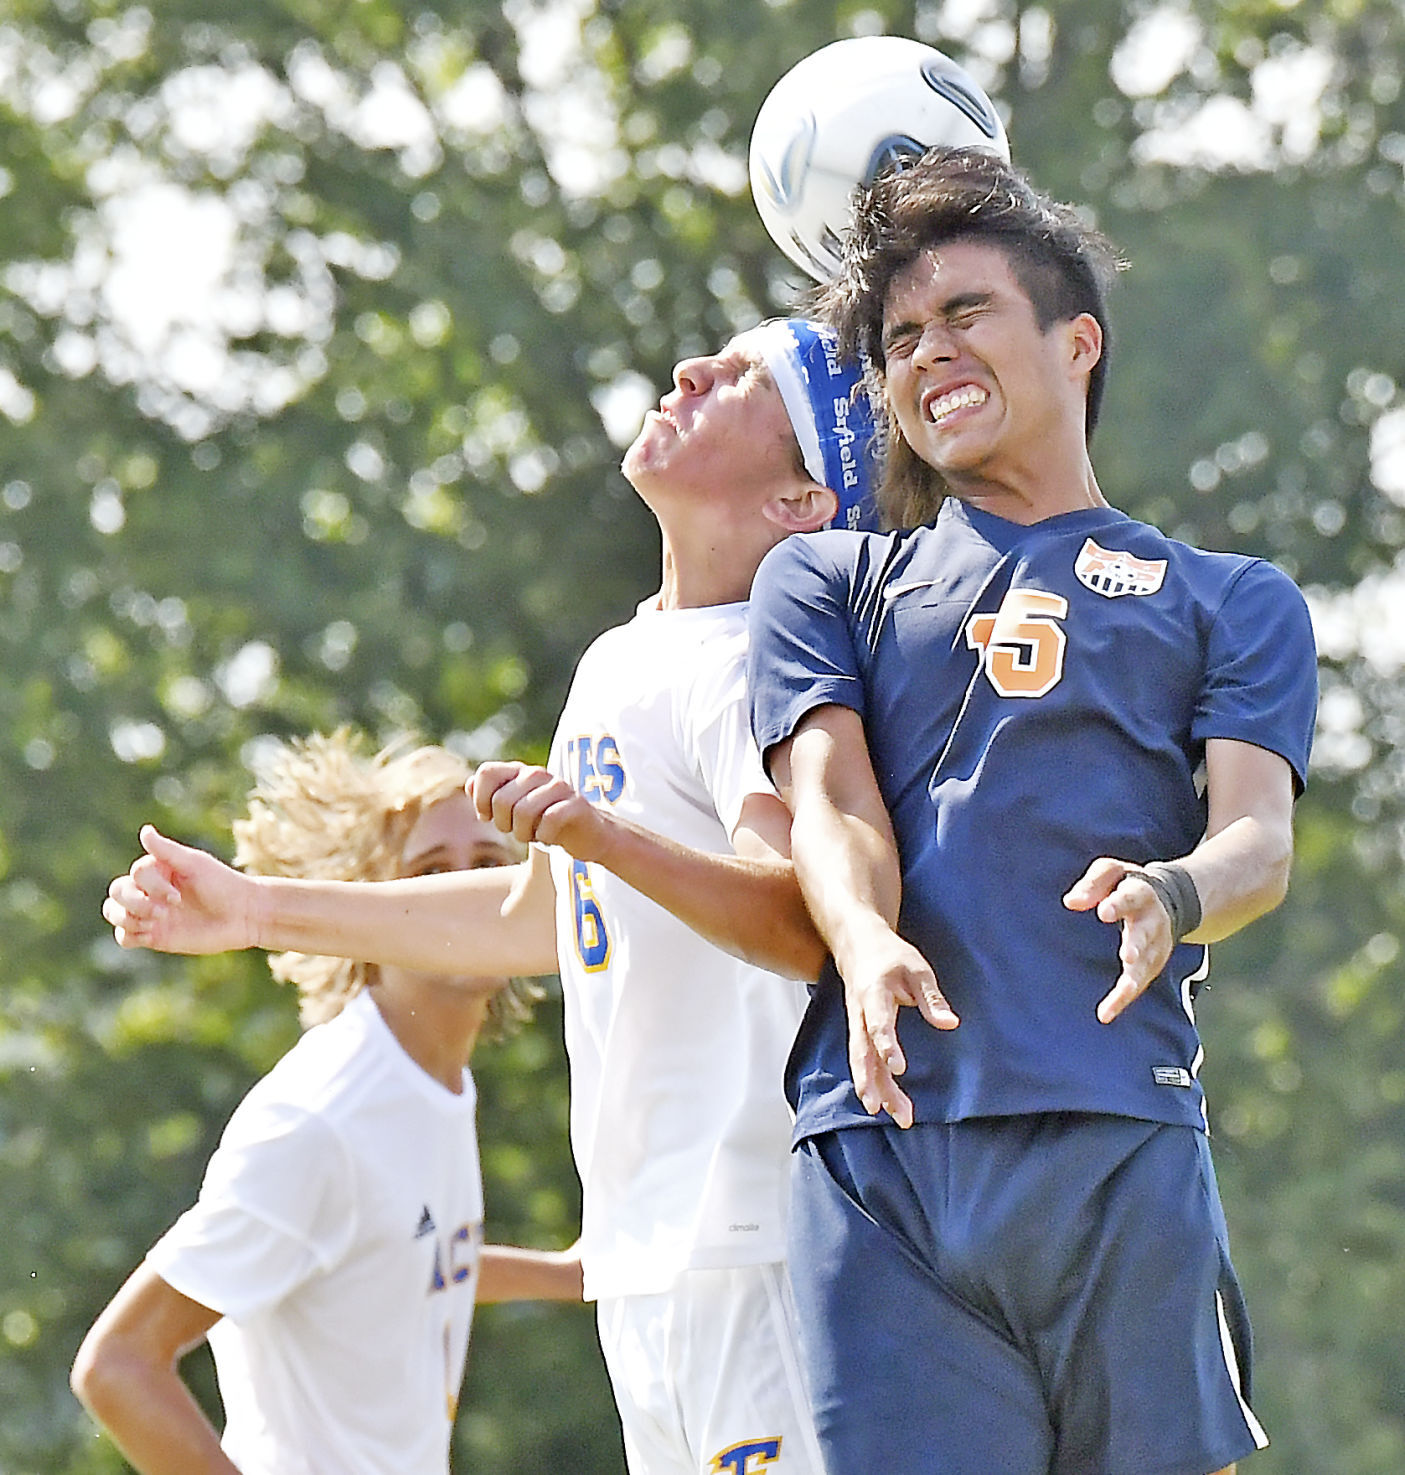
[1137,861,1203,944]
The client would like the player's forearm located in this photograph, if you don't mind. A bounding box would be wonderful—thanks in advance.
[588,814,827,981]
[249,866,557,978]
[1179,814,1292,944]
[790,796,903,978]
[476,1243,584,1303]
[775,704,907,978]
[1176,737,1296,944]
[71,1347,239,1475]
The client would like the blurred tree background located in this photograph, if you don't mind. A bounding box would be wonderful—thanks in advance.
[0,0,1400,1471]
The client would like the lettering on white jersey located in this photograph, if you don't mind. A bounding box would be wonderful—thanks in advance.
[565,733,627,804]
[1074,538,1167,598]
[558,737,626,971]
[428,1221,482,1293]
[569,858,611,971]
[443,1321,458,1422]
[415,1204,436,1239]
[710,1437,782,1474]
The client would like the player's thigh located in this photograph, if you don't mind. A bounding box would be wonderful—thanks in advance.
[597,1293,695,1475]
[677,1264,826,1475]
[598,1269,824,1475]
[1025,1120,1266,1475]
[788,1131,1052,1475]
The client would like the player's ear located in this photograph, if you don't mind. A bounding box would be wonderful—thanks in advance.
[1068,312,1103,379]
[765,479,839,534]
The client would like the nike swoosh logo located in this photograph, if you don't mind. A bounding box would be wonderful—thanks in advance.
[882,579,942,601]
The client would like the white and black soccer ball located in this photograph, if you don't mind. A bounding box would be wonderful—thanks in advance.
[749,36,1010,283]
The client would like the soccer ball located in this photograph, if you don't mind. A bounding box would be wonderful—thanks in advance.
[749,36,1010,283]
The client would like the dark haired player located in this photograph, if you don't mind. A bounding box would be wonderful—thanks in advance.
[747,149,1317,1475]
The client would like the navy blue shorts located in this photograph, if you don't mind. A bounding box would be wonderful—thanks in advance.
[788,1115,1267,1475]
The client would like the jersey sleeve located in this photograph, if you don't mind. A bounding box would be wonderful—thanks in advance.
[146,1097,356,1322]
[679,623,774,841]
[747,532,866,774]
[1193,558,1319,791]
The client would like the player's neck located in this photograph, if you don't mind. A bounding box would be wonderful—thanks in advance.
[946,454,1107,526]
[368,978,488,1093]
[654,531,765,610]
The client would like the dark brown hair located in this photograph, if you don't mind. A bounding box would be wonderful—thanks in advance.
[814,147,1125,527]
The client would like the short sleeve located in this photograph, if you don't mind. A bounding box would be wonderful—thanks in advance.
[1193,559,1319,792]
[146,1098,356,1321]
[678,624,774,841]
[747,532,867,773]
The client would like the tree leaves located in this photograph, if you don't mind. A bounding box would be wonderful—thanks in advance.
[2,3,1403,1471]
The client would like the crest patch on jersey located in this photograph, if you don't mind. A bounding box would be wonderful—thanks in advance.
[1074,538,1167,598]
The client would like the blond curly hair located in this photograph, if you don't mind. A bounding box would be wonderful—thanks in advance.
[232,728,543,1036]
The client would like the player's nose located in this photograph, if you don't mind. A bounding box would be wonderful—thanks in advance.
[911,322,958,369]
[672,355,714,396]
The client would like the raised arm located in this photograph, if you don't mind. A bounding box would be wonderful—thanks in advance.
[71,1265,235,1475]
[103,826,560,979]
[473,762,827,982]
[769,704,958,1128]
[1063,737,1297,1023]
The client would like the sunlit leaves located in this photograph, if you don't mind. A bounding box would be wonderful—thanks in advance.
[1,2,1403,1472]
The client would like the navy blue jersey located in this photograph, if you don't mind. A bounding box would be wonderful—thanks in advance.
[748,499,1318,1138]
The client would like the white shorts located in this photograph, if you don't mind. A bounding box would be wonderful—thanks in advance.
[596,1262,825,1475]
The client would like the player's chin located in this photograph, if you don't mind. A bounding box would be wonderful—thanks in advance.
[621,421,668,477]
[923,433,992,477]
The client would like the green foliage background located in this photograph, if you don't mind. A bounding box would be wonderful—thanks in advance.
[0,2,1401,1471]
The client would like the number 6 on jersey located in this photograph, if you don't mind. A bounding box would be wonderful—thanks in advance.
[570,858,611,970]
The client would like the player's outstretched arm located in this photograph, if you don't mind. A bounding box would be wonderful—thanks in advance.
[474,761,827,981]
[71,1264,236,1475]
[103,825,560,980]
[770,704,958,1129]
[104,828,262,955]
[476,1240,584,1303]
[1063,738,1296,1023]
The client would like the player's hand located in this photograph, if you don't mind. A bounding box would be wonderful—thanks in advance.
[1063,857,1174,1023]
[102,826,260,955]
[472,762,608,858]
[841,933,958,1129]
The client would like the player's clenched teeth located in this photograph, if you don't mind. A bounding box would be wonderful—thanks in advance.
[923,385,988,424]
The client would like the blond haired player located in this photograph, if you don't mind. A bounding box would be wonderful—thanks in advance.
[100,319,878,1475]
[74,732,580,1475]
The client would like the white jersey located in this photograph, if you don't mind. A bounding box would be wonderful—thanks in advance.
[548,600,808,1302]
[147,991,483,1475]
